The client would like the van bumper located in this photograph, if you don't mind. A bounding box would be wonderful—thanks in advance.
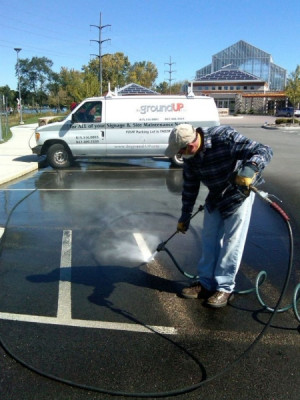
[32,145,43,155]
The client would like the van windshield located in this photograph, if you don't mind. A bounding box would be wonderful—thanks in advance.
[72,101,102,123]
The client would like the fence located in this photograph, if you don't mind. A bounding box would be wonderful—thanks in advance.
[0,96,11,142]
[0,112,9,143]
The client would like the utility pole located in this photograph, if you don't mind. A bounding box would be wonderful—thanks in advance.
[14,48,24,124]
[90,12,111,96]
[164,56,176,94]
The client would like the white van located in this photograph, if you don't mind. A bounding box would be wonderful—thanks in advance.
[32,92,220,168]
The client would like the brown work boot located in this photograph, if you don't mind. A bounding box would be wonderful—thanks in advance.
[206,291,233,308]
[181,282,214,299]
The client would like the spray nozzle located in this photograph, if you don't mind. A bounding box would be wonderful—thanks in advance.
[156,241,166,252]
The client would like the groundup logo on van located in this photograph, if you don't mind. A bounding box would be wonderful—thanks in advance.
[139,103,184,114]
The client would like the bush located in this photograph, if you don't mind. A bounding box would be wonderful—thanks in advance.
[275,118,299,125]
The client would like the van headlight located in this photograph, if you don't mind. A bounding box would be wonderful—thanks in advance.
[35,132,40,141]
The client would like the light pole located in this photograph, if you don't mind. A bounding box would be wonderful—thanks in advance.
[14,48,24,124]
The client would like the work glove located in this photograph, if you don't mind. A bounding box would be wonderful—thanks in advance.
[235,164,258,196]
[177,212,192,234]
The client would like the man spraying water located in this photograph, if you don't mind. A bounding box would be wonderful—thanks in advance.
[165,124,273,308]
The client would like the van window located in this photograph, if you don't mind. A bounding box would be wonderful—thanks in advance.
[73,101,102,123]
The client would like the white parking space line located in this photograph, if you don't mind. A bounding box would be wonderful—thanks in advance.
[0,227,4,239]
[0,312,177,334]
[133,232,153,261]
[57,230,72,320]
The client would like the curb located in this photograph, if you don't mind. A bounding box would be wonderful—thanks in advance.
[262,124,300,130]
[0,163,39,186]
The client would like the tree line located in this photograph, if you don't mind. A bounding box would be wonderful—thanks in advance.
[1,55,299,112]
[0,53,185,111]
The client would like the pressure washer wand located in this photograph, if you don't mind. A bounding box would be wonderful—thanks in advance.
[156,205,204,252]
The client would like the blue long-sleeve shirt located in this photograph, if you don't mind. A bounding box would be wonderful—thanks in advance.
[181,125,273,219]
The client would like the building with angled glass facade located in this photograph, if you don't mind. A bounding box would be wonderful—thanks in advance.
[196,40,286,91]
[188,40,288,114]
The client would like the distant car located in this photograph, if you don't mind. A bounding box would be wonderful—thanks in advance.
[294,109,300,117]
[275,107,294,117]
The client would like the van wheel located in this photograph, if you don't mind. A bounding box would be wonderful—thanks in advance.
[170,153,184,167]
[166,170,183,193]
[47,143,73,169]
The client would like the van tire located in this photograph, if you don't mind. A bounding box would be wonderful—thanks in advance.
[170,153,184,167]
[166,170,183,193]
[47,143,73,169]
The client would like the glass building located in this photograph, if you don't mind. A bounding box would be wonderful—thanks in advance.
[196,40,286,91]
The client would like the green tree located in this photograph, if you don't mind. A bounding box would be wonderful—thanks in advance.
[102,52,131,90]
[58,67,99,105]
[82,71,100,98]
[84,53,158,93]
[128,61,158,88]
[155,81,169,94]
[285,65,300,121]
[155,80,186,95]
[17,56,54,108]
[170,81,185,95]
[0,85,16,108]
[83,52,131,94]
[47,72,61,110]
[59,67,82,100]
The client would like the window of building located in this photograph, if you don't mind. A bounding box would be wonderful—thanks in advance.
[218,86,222,90]
[243,86,247,90]
[212,86,216,90]
[236,86,241,90]
[224,86,228,90]
[230,86,234,90]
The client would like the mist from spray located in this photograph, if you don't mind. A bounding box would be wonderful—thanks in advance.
[73,208,167,265]
[148,250,158,262]
[82,224,162,265]
[94,232,161,264]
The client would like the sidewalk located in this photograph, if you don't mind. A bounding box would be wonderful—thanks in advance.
[0,124,39,185]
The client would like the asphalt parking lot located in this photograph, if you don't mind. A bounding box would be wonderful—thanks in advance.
[0,115,299,399]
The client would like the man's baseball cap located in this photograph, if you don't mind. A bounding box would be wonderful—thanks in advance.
[165,124,196,157]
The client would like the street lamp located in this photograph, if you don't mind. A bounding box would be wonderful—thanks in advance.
[14,47,24,124]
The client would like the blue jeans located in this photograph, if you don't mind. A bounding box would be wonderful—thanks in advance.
[198,192,255,293]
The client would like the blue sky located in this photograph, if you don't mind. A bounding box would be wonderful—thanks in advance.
[0,0,299,91]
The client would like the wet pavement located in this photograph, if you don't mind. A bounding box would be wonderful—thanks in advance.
[0,118,299,400]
